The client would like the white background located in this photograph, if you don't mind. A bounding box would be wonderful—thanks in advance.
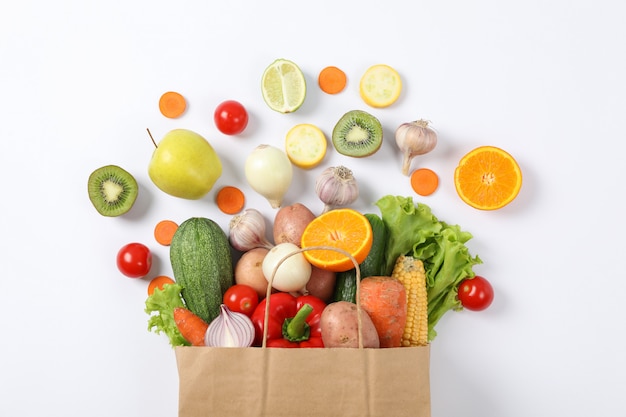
[2,1,624,416]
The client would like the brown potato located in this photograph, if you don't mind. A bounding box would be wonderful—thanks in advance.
[273,203,316,246]
[305,266,336,302]
[320,301,380,348]
[234,247,271,299]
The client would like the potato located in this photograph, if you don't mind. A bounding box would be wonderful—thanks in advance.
[234,247,271,299]
[320,301,380,348]
[305,266,336,302]
[273,202,316,246]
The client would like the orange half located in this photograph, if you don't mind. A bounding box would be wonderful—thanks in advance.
[300,208,373,272]
[454,146,522,210]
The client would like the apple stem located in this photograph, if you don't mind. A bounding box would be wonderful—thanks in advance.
[146,128,158,148]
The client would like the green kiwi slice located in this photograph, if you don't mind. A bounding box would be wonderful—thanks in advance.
[331,110,383,157]
[88,165,138,217]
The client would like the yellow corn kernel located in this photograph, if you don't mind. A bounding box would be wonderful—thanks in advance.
[391,255,428,346]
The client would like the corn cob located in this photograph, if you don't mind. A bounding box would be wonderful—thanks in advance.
[391,255,428,346]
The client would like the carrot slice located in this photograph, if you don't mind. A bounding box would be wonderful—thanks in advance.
[216,186,245,214]
[147,275,175,296]
[318,66,347,94]
[410,168,439,196]
[154,220,178,246]
[159,91,187,118]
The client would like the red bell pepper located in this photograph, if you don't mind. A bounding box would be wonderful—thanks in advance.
[251,292,326,348]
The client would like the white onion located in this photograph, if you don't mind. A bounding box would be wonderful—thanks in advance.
[245,144,293,208]
[262,242,312,293]
[204,304,255,348]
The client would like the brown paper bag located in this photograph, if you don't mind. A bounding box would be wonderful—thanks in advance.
[175,246,431,417]
[175,344,430,417]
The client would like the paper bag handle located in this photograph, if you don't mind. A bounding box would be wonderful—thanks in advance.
[262,245,364,349]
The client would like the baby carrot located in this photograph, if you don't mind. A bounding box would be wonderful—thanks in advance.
[318,66,347,94]
[154,220,178,246]
[158,91,187,118]
[216,186,245,214]
[147,275,175,296]
[410,168,439,196]
[173,307,209,346]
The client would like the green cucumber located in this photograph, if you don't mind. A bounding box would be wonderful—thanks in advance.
[333,213,388,302]
[170,217,234,323]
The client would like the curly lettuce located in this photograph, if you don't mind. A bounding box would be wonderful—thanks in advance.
[145,283,190,347]
[375,195,482,340]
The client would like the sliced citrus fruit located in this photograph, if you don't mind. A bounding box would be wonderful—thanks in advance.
[285,123,327,169]
[454,146,523,210]
[359,64,402,108]
[261,59,306,113]
[300,208,373,272]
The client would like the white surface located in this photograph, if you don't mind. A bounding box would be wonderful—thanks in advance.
[2,1,625,416]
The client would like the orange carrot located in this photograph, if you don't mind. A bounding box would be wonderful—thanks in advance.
[216,186,245,214]
[318,66,347,94]
[158,91,187,118]
[173,307,209,346]
[358,276,407,348]
[154,220,178,246]
[147,275,175,296]
[410,168,439,196]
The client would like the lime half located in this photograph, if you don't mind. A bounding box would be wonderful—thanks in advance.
[261,59,306,113]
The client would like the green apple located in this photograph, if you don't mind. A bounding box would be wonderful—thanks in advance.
[148,129,222,199]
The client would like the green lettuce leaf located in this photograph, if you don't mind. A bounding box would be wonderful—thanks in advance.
[145,283,190,347]
[375,195,482,341]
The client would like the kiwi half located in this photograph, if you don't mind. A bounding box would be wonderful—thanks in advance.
[88,165,138,217]
[331,110,383,157]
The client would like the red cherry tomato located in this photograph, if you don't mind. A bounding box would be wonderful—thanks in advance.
[458,275,494,311]
[223,284,259,316]
[214,100,249,135]
[116,243,152,278]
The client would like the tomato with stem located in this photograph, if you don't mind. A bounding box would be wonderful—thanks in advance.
[214,100,249,135]
[117,242,152,278]
[223,284,259,317]
[458,275,494,311]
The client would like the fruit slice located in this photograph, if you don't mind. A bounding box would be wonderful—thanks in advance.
[454,146,523,210]
[300,208,373,272]
[285,123,327,169]
[359,64,402,108]
[261,59,306,113]
[88,165,138,217]
[332,110,383,157]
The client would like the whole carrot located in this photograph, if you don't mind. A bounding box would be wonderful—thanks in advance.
[173,307,209,346]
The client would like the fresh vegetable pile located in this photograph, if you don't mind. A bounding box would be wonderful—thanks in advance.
[89,59,515,350]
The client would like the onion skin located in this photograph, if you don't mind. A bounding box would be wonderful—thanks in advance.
[395,120,437,176]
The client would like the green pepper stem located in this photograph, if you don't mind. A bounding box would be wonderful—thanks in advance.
[282,303,313,342]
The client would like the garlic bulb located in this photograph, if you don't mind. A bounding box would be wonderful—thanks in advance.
[395,119,437,176]
[204,304,255,348]
[315,166,359,213]
[229,208,274,252]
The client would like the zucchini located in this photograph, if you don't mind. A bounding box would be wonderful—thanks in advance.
[170,217,234,323]
[333,213,388,302]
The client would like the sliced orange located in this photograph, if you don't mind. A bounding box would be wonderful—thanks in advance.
[300,208,373,272]
[454,146,522,210]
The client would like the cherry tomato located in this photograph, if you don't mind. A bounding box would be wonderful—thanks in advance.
[223,284,259,316]
[214,100,249,135]
[116,242,152,278]
[458,275,494,311]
